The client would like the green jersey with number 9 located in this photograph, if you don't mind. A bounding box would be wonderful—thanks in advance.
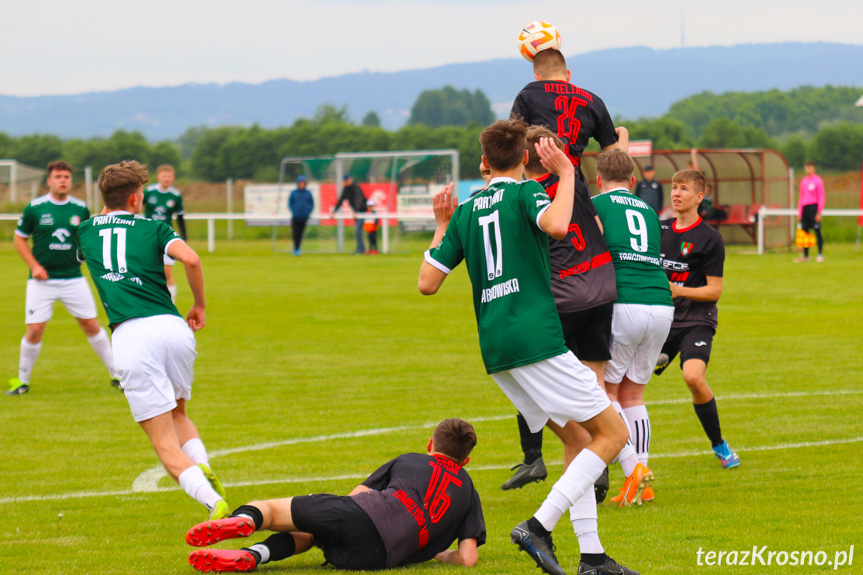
[425,178,569,374]
[592,188,672,307]
[77,212,182,327]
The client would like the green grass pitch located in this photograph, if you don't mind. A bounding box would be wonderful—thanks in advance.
[1,238,861,574]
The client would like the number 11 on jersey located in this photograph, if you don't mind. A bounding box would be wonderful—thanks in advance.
[99,227,128,273]
[478,211,503,280]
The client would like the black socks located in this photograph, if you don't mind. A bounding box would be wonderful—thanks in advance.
[693,398,723,447]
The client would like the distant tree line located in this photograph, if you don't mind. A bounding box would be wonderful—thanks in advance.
[1,85,861,183]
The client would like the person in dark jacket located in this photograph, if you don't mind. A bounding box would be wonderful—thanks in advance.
[332,174,367,254]
[634,165,663,215]
[288,175,314,256]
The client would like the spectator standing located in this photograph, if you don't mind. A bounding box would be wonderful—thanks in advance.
[364,199,379,254]
[333,174,368,254]
[288,175,314,256]
[634,165,663,215]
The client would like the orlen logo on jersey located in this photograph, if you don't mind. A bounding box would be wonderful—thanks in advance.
[49,228,72,250]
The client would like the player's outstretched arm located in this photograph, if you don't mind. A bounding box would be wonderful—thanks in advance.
[348,485,371,496]
[13,235,48,280]
[418,183,457,295]
[613,126,629,153]
[669,275,722,302]
[167,240,206,331]
[535,137,575,239]
[435,538,478,567]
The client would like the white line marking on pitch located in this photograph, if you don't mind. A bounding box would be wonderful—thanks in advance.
[3,436,861,505]
[2,389,860,505]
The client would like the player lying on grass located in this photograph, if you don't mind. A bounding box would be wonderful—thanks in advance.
[77,160,230,520]
[654,169,740,469]
[184,418,485,573]
[418,119,640,575]
[592,148,674,503]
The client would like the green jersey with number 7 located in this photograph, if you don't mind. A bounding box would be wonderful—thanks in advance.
[77,212,182,327]
[425,178,569,374]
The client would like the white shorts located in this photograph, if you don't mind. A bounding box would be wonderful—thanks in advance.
[163,254,176,266]
[605,304,674,385]
[112,315,197,422]
[491,351,610,433]
[25,277,98,324]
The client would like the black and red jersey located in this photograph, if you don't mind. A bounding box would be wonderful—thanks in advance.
[353,453,485,568]
[538,173,617,313]
[510,80,618,167]
[660,217,725,329]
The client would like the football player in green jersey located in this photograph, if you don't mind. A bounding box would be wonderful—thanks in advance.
[78,160,229,521]
[592,148,674,505]
[419,119,640,575]
[8,161,118,396]
[143,164,186,302]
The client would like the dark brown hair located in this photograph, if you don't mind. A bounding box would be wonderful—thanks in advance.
[98,160,150,209]
[525,125,566,176]
[671,169,706,195]
[480,119,528,171]
[595,148,635,183]
[46,161,74,176]
[432,418,477,463]
[533,49,566,79]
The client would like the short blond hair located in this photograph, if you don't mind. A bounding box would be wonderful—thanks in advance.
[156,164,175,174]
[671,169,705,195]
[595,148,634,183]
[533,49,566,79]
[99,161,150,209]
[525,125,566,177]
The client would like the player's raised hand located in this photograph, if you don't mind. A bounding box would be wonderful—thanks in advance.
[432,182,457,227]
[615,126,630,153]
[535,137,574,177]
[186,305,206,332]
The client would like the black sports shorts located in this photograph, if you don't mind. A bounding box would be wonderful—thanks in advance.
[558,301,614,362]
[800,203,821,232]
[291,494,387,571]
[658,324,715,372]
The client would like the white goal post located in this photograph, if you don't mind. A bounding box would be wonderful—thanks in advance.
[756,207,863,254]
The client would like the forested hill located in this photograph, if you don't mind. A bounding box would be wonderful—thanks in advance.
[1,42,862,140]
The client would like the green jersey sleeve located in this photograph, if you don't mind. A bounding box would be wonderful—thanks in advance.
[16,205,35,236]
[156,220,182,254]
[425,206,465,274]
[519,180,552,231]
[175,193,185,215]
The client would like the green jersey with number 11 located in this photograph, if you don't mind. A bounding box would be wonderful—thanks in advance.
[77,212,182,327]
[592,188,672,307]
[425,178,568,374]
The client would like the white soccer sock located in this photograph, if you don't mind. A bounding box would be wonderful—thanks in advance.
[624,405,651,466]
[570,488,604,554]
[178,465,221,509]
[168,284,178,303]
[248,544,271,564]
[18,337,42,383]
[86,328,116,377]
[611,401,638,476]
[182,438,210,466]
[534,448,606,532]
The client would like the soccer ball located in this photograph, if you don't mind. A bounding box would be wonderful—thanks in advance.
[518,21,562,62]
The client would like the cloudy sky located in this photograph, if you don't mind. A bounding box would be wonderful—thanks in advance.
[2,0,860,97]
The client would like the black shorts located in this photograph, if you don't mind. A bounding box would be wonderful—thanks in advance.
[291,494,387,571]
[558,301,614,362]
[658,324,715,372]
[800,204,821,232]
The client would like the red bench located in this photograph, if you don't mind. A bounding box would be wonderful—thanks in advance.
[705,204,763,241]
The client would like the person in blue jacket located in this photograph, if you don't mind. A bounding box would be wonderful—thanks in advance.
[288,175,315,256]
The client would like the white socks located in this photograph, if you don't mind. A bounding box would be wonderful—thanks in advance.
[86,328,116,377]
[18,338,42,383]
[182,438,210,466]
[178,465,221,509]
[623,405,651,466]
[570,488,603,553]
[612,401,639,476]
[248,544,271,564]
[168,284,178,303]
[534,448,606,531]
